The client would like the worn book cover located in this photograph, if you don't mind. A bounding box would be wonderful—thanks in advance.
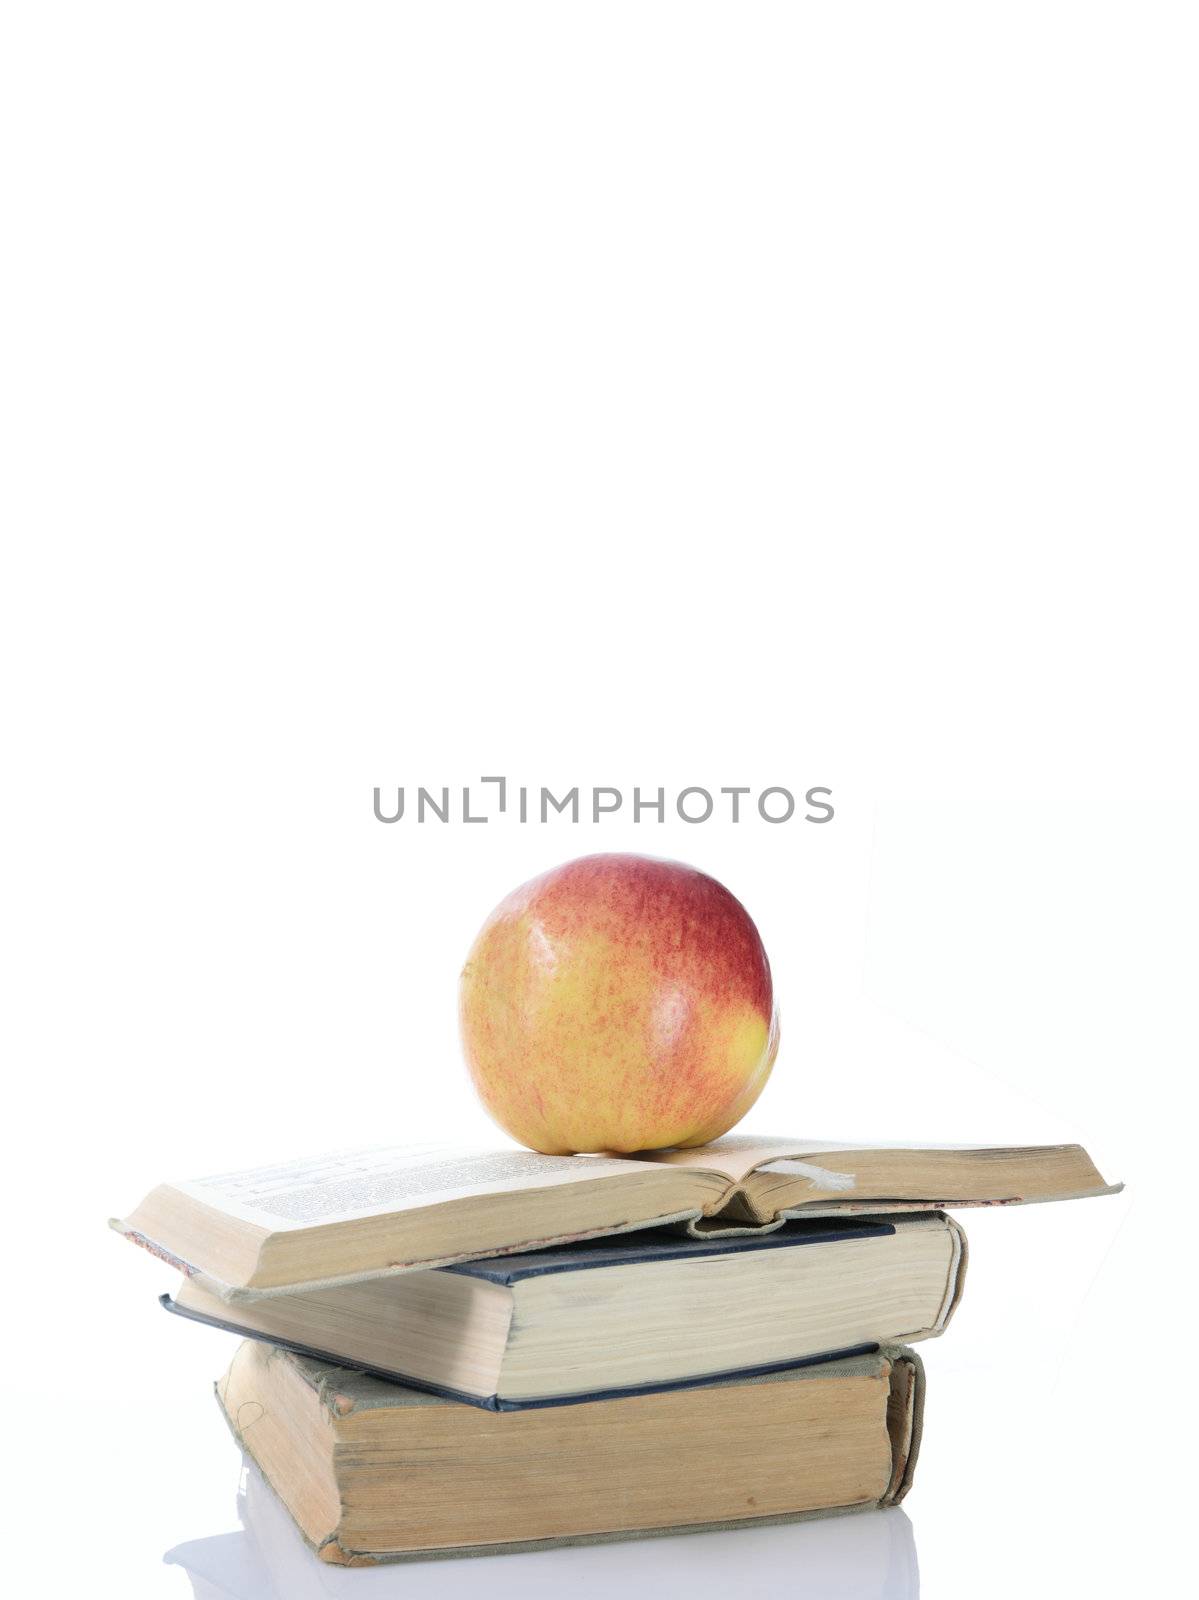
[217,1339,926,1563]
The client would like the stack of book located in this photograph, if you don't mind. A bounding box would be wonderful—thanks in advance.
[116,1137,1116,1565]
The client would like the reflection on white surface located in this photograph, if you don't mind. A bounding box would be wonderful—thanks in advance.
[165,1458,919,1599]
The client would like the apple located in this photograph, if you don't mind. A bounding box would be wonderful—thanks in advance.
[459,853,779,1153]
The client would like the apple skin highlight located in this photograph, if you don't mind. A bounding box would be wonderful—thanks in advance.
[459,853,779,1154]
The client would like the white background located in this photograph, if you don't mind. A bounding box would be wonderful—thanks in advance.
[3,4,1195,1596]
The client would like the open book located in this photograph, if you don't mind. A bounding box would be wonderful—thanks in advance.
[113,1135,1116,1302]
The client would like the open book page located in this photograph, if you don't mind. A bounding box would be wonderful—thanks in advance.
[639,1136,1118,1216]
[749,1142,1117,1209]
[115,1144,729,1298]
[168,1144,651,1230]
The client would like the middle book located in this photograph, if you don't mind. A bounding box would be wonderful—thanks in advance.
[163,1210,965,1409]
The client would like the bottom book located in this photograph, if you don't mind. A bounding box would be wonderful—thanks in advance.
[165,1460,920,1598]
[216,1340,924,1565]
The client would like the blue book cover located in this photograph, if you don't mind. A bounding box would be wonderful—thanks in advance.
[445,1217,895,1281]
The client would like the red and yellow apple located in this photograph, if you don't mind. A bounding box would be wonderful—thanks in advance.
[459,853,779,1153]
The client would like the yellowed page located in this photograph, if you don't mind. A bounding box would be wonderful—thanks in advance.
[635,1135,865,1186]
[167,1144,649,1230]
[639,1135,1117,1209]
